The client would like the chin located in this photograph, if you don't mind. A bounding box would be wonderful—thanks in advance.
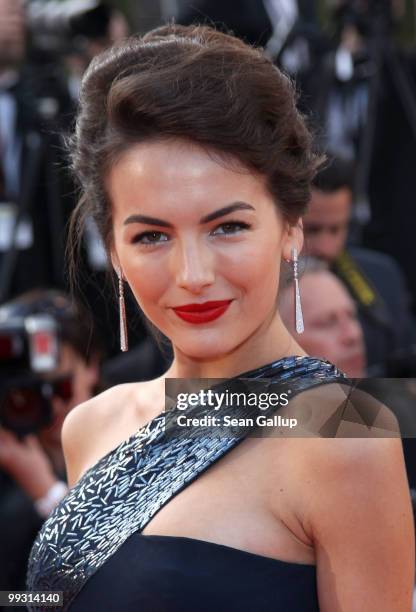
[174,332,241,362]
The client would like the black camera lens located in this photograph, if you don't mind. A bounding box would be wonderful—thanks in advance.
[0,378,53,436]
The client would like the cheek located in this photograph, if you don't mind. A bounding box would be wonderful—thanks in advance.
[121,251,168,308]
[307,236,320,251]
[228,242,280,299]
[334,233,345,248]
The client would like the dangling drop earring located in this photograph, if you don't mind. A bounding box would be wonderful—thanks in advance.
[117,266,128,351]
[292,247,304,334]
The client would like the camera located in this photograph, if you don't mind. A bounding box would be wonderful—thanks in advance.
[27,0,114,55]
[0,312,70,437]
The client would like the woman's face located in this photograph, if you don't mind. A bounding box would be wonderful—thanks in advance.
[108,140,298,360]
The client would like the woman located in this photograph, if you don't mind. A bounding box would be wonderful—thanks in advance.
[26,25,414,611]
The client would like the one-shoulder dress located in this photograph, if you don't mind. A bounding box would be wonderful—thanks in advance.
[27,356,347,611]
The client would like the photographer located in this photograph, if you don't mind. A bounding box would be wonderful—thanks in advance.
[0,289,101,598]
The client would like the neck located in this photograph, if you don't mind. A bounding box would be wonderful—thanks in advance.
[163,310,308,380]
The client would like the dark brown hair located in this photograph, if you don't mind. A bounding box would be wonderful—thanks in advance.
[67,23,322,272]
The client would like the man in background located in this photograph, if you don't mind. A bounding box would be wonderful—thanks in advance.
[303,155,415,375]
[279,258,366,377]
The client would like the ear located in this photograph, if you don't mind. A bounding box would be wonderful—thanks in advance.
[282,219,304,263]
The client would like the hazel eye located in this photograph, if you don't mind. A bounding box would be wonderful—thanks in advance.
[211,221,250,236]
[132,231,169,245]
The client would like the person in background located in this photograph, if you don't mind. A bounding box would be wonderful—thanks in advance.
[302,154,415,375]
[0,289,101,600]
[0,0,75,301]
[0,0,130,359]
[279,258,416,520]
[279,257,366,377]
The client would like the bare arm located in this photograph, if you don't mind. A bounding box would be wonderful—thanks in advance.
[304,437,414,611]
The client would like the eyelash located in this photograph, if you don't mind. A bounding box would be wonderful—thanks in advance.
[131,221,251,247]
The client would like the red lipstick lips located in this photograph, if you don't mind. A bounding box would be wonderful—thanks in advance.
[172,300,233,324]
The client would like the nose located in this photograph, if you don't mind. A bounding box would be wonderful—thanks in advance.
[173,237,215,294]
[315,239,337,261]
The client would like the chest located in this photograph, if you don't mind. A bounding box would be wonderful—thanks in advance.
[139,434,314,563]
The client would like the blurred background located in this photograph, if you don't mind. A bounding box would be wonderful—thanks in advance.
[1,0,416,607]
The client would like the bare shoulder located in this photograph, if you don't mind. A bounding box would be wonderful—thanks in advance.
[291,438,414,611]
[283,380,405,504]
[268,383,405,537]
[298,435,405,480]
[62,383,133,440]
[61,380,159,488]
[289,436,410,536]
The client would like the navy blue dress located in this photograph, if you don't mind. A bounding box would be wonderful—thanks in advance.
[70,534,319,611]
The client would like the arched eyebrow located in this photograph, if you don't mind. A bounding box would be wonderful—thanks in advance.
[123,201,255,227]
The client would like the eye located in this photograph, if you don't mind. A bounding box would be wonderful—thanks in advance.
[316,315,337,329]
[131,231,169,246]
[211,221,251,236]
[305,225,323,236]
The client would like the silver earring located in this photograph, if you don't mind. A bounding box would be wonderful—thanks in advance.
[117,267,128,352]
[292,247,304,334]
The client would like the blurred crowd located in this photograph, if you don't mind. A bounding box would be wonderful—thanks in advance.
[1,0,416,605]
